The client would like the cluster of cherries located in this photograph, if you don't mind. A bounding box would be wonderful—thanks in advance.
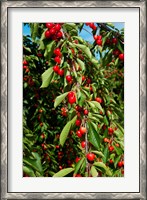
[93,34,103,46]
[23,60,29,73]
[67,91,76,104]
[45,23,63,40]
[61,107,67,117]
[53,48,64,76]
[85,22,97,30]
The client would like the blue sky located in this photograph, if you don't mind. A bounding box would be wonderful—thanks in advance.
[23,22,124,42]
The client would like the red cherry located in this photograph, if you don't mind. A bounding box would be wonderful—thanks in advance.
[66,75,72,82]
[75,157,81,163]
[112,38,118,44]
[119,53,124,61]
[75,119,82,127]
[97,35,102,40]
[113,49,120,56]
[54,24,61,31]
[86,153,95,162]
[79,126,86,135]
[75,174,82,177]
[46,23,54,29]
[94,35,98,40]
[87,78,91,84]
[89,23,95,28]
[96,39,102,46]
[95,97,103,103]
[53,65,59,73]
[23,65,28,69]
[117,161,123,167]
[82,76,86,81]
[68,91,75,98]
[54,56,61,64]
[23,60,28,65]
[81,141,86,148]
[58,69,64,76]
[83,109,89,115]
[109,146,114,152]
[45,30,51,39]
[108,127,114,135]
[50,28,56,35]
[76,130,82,138]
[104,138,108,143]
[56,31,63,38]
[109,159,113,164]
[106,38,111,44]
[68,96,76,104]
[53,48,61,57]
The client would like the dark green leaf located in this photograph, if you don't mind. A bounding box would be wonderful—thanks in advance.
[54,92,68,108]
[40,67,54,88]
[60,121,72,146]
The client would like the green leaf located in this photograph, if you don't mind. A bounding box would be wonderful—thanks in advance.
[103,116,109,126]
[45,40,56,60]
[30,23,39,41]
[93,162,112,176]
[74,157,85,175]
[72,36,85,43]
[77,58,85,71]
[102,146,109,164]
[23,152,43,174]
[88,121,100,150]
[40,67,54,88]
[91,150,104,157]
[114,155,121,168]
[23,166,36,177]
[74,43,92,59]
[70,115,77,126]
[90,166,98,177]
[54,92,68,108]
[53,168,74,177]
[91,101,104,112]
[23,46,31,53]
[117,40,124,53]
[60,121,72,146]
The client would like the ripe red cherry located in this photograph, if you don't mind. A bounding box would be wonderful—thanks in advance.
[45,30,51,39]
[54,48,61,56]
[66,75,72,82]
[94,35,98,40]
[82,76,86,81]
[76,130,82,138]
[97,35,102,40]
[117,161,123,167]
[54,24,61,31]
[87,78,91,84]
[75,119,81,127]
[53,65,59,73]
[108,127,114,135]
[106,38,111,44]
[56,31,63,38]
[68,96,76,104]
[95,97,103,103]
[68,91,75,98]
[58,69,64,76]
[79,126,86,135]
[46,23,54,29]
[50,28,56,35]
[83,109,89,115]
[23,65,28,69]
[86,153,95,162]
[109,146,114,152]
[75,157,81,163]
[81,141,86,148]
[96,39,102,46]
[89,23,95,28]
[119,53,124,61]
[23,60,28,65]
[112,38,118,44]
[75,174,82,177]
[109,159,113,164]
[54,56,61,64]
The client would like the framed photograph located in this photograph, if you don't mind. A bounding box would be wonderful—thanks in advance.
[1,0,146,199]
